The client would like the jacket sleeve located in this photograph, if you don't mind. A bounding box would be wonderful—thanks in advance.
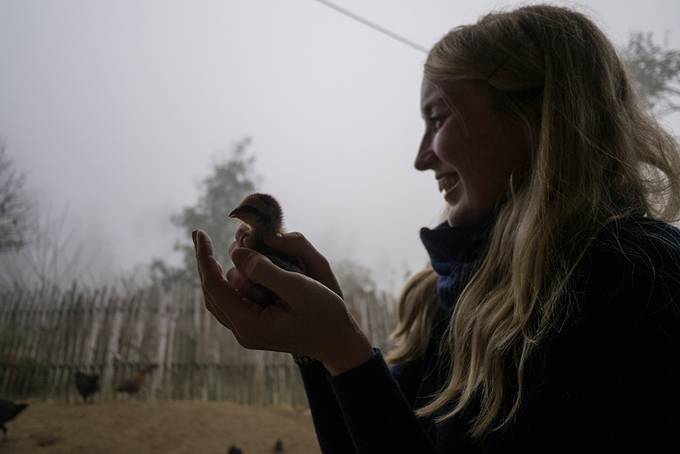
[296,359,358,454]
[388,355,426,409]
[326,348,438,454]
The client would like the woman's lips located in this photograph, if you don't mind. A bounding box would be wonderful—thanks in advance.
[437,173,459,193]
[442,182,460,201]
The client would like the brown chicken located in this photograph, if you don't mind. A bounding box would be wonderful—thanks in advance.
[114,364,157,396]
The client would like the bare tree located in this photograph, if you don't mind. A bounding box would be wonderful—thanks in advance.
[0,143,30,254]
[0,202,106,292]
[623,32,680,118]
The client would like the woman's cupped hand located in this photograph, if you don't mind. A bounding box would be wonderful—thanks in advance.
[192,226,373,375]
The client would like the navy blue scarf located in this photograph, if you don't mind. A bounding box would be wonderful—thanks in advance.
[419,219,494,311]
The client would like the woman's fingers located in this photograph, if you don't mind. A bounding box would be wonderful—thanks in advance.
[235,223,257,248]
[228,240,239,257]
[193,231,216,311]
[229,224,256,258]
[226,267,274,305]
[262,232,343,298]
[225,267,245,290]
[194,229,264,330]
[194,230,232,328]
[194,228,361,361]
[193,229,302,353]
[230,246,314,307]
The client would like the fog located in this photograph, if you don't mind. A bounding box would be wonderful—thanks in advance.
[1,0,679,293]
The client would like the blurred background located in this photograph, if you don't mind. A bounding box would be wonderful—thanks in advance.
[2,0,679,293]
[0,0,678,452]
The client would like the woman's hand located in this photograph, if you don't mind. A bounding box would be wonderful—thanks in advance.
[226,223,340,305]
[192,228,374,375]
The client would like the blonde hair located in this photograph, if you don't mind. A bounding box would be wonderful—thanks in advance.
[386,4,680,438]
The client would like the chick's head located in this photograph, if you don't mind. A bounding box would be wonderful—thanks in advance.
[228,193,284,239]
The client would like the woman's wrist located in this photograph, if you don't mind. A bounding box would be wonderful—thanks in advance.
[322,332,375,376]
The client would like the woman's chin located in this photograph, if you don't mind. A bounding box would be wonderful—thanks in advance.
[446,205,483,227]
[446,208,468,227]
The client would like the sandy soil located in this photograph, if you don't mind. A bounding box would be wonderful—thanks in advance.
[1,400,320,454]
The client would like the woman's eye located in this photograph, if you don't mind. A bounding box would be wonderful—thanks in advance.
[429,115,448,130]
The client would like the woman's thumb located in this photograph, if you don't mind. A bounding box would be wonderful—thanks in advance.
[231,247,258,271]
[231,247,296,298]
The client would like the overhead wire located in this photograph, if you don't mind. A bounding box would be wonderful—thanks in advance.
[310,0,428,54]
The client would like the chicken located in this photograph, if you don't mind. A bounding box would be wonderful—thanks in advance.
[114,364,157,397]
[228,193,305,275]
[74,371,100,403]
[227,445,243,454]
[0,398,28,440]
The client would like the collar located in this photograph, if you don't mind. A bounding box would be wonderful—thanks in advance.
[419,219,494,310]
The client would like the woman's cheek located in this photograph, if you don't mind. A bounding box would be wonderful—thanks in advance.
[435,123,466,164]
[433,133,452,163]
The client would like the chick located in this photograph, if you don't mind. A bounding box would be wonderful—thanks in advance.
[74,371,100,403]
[0,398,28,440]
[228,193,305,275]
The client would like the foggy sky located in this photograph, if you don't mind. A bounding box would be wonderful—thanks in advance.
[1,0,679,293]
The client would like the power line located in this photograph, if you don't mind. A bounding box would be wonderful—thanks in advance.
[311,0,428,54]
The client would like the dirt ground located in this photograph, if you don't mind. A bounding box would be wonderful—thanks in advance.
[1,400,320,454]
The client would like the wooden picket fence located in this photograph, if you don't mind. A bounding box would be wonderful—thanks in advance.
[0,282,397,405]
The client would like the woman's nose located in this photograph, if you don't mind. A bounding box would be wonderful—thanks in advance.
[414,139,438,171]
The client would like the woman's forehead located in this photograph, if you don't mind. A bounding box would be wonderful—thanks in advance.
[420,79,449,114]
[421,78,491,114]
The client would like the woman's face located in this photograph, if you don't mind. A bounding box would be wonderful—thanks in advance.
[415,77,530,226]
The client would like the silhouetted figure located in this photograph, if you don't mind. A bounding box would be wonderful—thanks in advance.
[114,364,157,397]
[274,438,284,452]
[74,371,100,402]
[0,398,28,440]
[227,445,243,454]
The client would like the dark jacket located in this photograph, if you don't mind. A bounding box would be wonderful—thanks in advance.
[296,216,680,453]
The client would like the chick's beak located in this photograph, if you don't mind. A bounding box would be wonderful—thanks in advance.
[227,208,251,226]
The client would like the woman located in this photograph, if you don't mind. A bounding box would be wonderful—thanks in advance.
[193,4,680,453]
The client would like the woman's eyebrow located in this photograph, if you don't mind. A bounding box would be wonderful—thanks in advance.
[421,104,433,118]
[421,98,444,117]
[421,98,451,118]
